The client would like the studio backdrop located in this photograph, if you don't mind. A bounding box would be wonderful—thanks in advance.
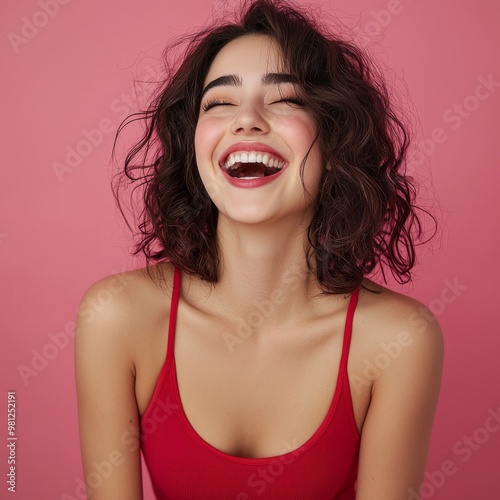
[1,0,499,498]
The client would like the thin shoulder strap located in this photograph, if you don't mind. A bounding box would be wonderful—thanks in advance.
[166,266,181,363]
[339,287,360,372]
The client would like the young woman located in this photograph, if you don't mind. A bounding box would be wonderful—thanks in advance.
[75,1,444,498]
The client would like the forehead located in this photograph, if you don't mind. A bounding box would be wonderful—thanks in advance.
[204,35,287,84]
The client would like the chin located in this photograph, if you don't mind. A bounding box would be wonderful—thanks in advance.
[219,209,275,226]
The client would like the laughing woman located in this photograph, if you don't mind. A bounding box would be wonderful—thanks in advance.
[75,1,444,498]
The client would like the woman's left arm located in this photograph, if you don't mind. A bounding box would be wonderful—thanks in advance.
[355,303,444,499]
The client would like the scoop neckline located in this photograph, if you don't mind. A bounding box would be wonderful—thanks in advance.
[170,335,349,465]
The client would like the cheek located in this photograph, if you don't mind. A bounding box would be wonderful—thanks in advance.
[194,120,226,203]
[299,133,323,197]
[283,116,321,169]
[275,115,318,150]
[290,111,316,130]
[193,123,206,166]
[194,118,222,165]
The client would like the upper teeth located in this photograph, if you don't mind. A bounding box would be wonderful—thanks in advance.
[224,151,285,170]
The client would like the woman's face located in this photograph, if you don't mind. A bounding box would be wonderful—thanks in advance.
[194,34,323,226]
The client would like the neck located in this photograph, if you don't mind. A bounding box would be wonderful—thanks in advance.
[187,213,325,335]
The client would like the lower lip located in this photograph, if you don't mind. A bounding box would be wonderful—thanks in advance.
[220,165,286,188]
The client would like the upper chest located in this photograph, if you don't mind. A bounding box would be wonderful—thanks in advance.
[134,293,373,458]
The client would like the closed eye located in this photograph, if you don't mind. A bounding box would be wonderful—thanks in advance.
[201,98,233,112]
[272,96,305,107]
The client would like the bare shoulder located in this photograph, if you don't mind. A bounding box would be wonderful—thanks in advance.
[77,261,174,314]
[355,278,444,360]
[74,263,174,499]
[349,278,444,401]
[75,262,175,366]
[353,280,445,498]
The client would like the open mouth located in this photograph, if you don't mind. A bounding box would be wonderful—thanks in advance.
[222,151,286,179]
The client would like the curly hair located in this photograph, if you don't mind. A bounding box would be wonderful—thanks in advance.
[112,0,433,294]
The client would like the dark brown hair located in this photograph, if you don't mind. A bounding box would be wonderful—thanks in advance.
[112,0,433,294]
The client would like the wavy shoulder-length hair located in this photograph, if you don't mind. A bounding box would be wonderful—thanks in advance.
[112,0,432,294]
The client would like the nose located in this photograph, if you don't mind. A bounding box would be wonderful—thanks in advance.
[230,102,270,135]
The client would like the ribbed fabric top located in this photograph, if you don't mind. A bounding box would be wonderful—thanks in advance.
[140,267,361,499]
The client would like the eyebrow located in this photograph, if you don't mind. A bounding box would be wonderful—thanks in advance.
[200,72,298,98]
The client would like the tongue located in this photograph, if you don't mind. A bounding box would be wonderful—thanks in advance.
[229,162,281,178]
[230,162,266,178]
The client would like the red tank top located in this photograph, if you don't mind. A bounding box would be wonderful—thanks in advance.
[140,267,361,499]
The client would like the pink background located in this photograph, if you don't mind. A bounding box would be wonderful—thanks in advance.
[1,0,499,498]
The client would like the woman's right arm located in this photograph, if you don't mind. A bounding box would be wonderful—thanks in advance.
[75,277,143,500]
